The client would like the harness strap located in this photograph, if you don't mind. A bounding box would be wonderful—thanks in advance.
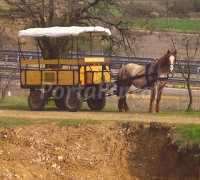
[116,61,170,88]
[145,63,151,87]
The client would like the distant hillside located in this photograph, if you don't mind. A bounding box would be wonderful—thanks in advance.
[0,0,200,59]
[123,0,200,18]
[131,18,200,33]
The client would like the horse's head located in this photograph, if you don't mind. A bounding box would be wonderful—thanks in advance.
[158,49,177,75]
[166,49,177,73]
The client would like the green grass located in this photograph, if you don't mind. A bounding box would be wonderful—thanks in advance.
[0,96,28,110]
[110,5,123,17]
[175,124,200,143]
[0,96,56,111]
[1,95,200,114]
[131,18,200,33]
[158,111,200,117]
[0,95,117,112]
[0,117,34,128]
[0,116,101,128]
[58,119,101,127]
[0,96,102,128]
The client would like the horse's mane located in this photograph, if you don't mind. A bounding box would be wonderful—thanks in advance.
[156,53,170,68]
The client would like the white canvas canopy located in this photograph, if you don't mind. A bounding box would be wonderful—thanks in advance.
[18,26,112,38]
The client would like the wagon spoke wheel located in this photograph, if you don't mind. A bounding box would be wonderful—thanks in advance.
[55,98,65,110]
[28,90,46,111]
[65,89,81,112]
[87,93,106,111]
[54,87,65,110]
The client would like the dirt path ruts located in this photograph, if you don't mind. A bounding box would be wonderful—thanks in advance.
[0,110,200,125]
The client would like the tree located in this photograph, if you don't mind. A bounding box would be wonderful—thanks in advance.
[0,27,17,101]
[178,36,200,111]
[4,0,127,58]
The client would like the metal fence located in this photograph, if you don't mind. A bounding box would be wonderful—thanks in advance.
[0,50,200,84]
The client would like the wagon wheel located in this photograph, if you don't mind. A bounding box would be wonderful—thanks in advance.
[54,87,65,110]
[64,89,81,112]
[87,93,106,111]
[28,90,46,111]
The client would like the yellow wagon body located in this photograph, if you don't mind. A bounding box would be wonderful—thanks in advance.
[20,57,111,87]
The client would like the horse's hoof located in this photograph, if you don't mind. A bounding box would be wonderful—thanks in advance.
[149,109,153,113]
[119,109,125,112]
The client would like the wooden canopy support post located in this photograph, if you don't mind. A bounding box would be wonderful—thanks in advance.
[71,36,73,59]
[90,33,93,56]
[36,40,40,70]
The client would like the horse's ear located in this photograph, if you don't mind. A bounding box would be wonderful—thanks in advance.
[167,49,170,54]
[173,49,177,55]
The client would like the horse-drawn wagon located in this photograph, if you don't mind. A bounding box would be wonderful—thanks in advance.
[18,26,112,111]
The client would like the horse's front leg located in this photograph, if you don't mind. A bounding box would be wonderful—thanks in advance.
[149,87,156,113]
[155,82,166,113]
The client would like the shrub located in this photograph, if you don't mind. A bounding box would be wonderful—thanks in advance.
[193,0,200,12]
[125,2,154,18]
[168,0,194,17]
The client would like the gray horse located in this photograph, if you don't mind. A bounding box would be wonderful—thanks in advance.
[117,50,177,112]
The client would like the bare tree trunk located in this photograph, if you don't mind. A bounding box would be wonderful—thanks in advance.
[0,78,11,102]
[178,37,199,112]
[186,79,193,111]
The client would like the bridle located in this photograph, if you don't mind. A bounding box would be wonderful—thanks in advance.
[167,54,176,79]
[167,72,174,79]
[145,54,176,86]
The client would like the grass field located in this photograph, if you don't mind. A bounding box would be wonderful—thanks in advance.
[0,116,101,128]
[131,18,200,33]
[176,124,200,140]
[0,94,200,112]
[0,95,200,147]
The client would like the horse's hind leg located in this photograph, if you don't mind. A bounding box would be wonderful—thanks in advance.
[149,87,156,113]
[124,96,129,112]
[118,96,129,112]
[118,86,129,112]
[118,97,125,112]
[118,96,128,112]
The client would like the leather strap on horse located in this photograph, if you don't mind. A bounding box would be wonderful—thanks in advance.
[145,63,151,87]
[115,61,170,88]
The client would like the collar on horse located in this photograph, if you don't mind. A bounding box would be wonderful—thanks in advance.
[141,62,158,89]
[144,61,173,89]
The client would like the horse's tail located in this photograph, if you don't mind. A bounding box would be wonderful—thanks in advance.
[116,79,120,96]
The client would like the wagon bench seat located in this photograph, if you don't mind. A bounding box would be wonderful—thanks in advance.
[20,57,111,66]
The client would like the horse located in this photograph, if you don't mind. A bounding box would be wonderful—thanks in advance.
[116,49,177,112]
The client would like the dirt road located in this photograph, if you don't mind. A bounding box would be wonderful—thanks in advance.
[0,109,200,125]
